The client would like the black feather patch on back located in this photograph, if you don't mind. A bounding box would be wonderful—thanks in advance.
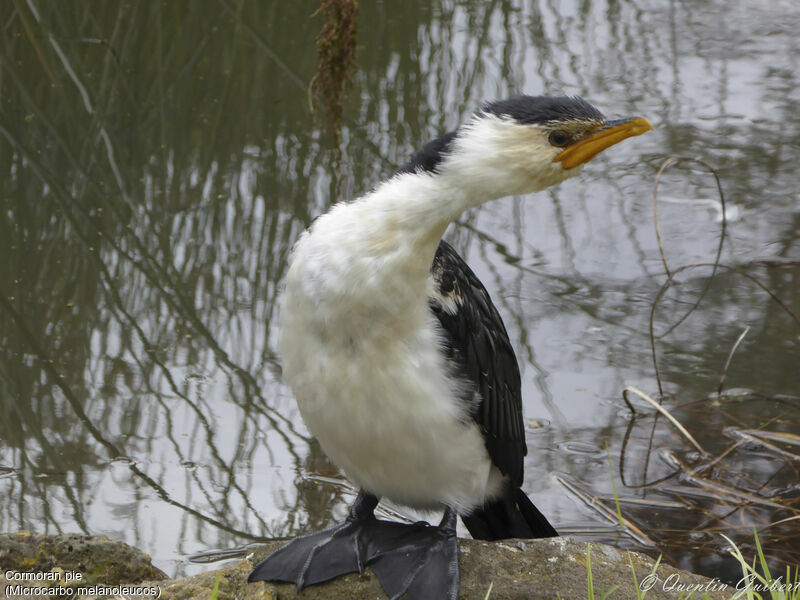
[482,95,604,125]
[396,131,458,175]
[429,240,527,487]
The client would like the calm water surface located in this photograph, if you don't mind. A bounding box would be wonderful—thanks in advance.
[1,0,799,581]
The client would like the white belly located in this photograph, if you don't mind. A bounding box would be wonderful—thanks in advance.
[278,208,500,512]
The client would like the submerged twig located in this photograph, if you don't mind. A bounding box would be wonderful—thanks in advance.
[649,157,728,395]
[622,386,707,456]
[648,262,800,397]
[652,158,727,336]
[618,416,683,489]
[717,326,750,399]
[688,438,746,477]
[652,157,728,279]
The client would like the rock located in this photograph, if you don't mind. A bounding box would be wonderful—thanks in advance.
[243,538,730,599]
[0,531,167,585]
[0,533,732,599]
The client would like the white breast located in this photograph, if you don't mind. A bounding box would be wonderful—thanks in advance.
[277,177,502,512]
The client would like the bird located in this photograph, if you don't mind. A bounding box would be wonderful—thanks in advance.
[249,95,652,599]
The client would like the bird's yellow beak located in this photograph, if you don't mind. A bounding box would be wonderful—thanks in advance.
[554,117,653,169]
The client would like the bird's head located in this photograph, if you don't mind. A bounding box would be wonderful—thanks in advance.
[410,95,652,203]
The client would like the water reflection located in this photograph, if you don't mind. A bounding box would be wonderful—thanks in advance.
[1,0,798,581]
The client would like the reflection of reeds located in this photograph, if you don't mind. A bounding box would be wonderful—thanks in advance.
[0,1,334,550]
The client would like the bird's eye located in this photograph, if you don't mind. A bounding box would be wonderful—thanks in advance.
[548,131,569,147]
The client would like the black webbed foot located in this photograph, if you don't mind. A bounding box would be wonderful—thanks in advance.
[365,507,460,600]
[249,493,461,600]
[248,489,379,589]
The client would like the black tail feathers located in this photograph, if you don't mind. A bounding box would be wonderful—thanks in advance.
[462,486,557,541]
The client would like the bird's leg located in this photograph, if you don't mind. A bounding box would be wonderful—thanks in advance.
[248,489,380,590]
[365,507,460,600]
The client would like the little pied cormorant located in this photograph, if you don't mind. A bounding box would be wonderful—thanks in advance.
[249,95,652,600]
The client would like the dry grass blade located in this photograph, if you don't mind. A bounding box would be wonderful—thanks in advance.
[728,429,800,463]
[623,386,707,456]
[717,326,750,398]
[739,429,800,447]
[595,495,688,509]
[689,479,790,511]
[765,515,800,529]
[556,474,658,547]
[663,449,795,512]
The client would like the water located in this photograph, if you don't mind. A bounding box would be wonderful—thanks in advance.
[1,0,798,580]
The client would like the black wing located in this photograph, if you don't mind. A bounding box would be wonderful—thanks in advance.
[428,239,527,487]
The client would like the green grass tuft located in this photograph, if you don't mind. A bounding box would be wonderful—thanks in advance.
[483,581,494,600]
[210,572,222,600]
[722,529,800,600]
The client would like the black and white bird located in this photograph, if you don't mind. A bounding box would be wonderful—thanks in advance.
[249,95,652,599]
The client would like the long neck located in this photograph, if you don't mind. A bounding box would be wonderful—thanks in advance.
[294,170,483,331]
[352,167,497,269]
[283,135,518,345]
[282,172,484,346]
